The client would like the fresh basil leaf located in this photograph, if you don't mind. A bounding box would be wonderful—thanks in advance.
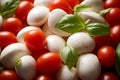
[15,58,22,67]
[55,14,86,33]
[116,43,120,63]
[74,4,91,14]
[99,8,111,17]
[60,46,79,69]
[0,0,20,18]
[86,23,110,36]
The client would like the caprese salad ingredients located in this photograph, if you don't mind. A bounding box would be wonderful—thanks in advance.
[0,0,120,80]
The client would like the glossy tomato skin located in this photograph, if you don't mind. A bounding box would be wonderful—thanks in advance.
[97,46,116,68]
[110,25,120,45]
[24,29,46,51]
[105,8,120,27]
[49,0,73,14]
[36,74,54,80]
[1,17,23,35]
[0,70,20,80]
[66,0,82,8]
[93,35,115,54]
[99,72,119,80]
[22,0,34,3]
[37,52,62,75]
[0,31,17,50]
[104,0,120,8]
[32,48,49,60]
[15,1,34,23]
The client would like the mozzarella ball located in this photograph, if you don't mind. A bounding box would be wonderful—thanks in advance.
[27,6,50,26]
[0,43,31,69]
[67,32,95,55]
[80,0,104,13]
[15,55,36,80]
[57,65,78,80]
[46,35,66,53]
[34,0,52,7]
[78,11,106,24]
[77,53,101,80]
[48,9,71,37]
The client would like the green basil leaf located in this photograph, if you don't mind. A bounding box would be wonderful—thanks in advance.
[60,46,79,69]
[86,23,110,36]
[55,14,86,33]
[74,4,91,14]
[15,59,22,67]
[99,8,111,17]
[116,43,120,63]
[0,0,20,18]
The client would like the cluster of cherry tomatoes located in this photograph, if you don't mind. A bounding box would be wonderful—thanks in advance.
[0,0,120,80]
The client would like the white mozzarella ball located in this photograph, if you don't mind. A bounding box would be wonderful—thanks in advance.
[15,55,36,80]
[27,6,50,26]
[48,9,71,37]
[80,0,104,13]
[46,35,66,53]
[57,65,78,80]
[17,26,41,43]
[34,0,52,7]
[67,32,95,55]
[78,11,106,24]
[0,43,31,69]
[77,53,101,80]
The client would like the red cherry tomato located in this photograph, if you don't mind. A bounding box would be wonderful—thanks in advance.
[110,25,120,45]
[105,8,120,26]
[15,1,34,23]
[0,31,17,49]
[66,0,82,8]
[32,48,49,60]
[97,46,116,68]
[99,72,119,80]
[24,29,46,51]
[37,52,62,75]
[22,0,34,3]
[49,0,73,14]
[93,35,114,53]
[1,17,23,35]
[36,74,54,80]
[0,70,20,80]
[104,0,120,8]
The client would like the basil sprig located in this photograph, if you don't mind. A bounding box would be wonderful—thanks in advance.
[0,0,20,18]
[60,46,79,69]
[55,14,110,36]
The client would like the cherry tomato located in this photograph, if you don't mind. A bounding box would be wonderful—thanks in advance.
[110,25,120,45]
[0,31,17,49]
[97,46,116,68]
[37,52,62,75]
[36,74,54,80]
[93,35,114,54]
[104,0,120,8]
[22,0,34,3]
[66,0,82,8]
[49,0,73,14]
[15,1,34,23]
[105,8,120,26]
[99,72,119,80]
[32,48,49,60]
[24,29,46,51]
[1,17,23,35]
[0,70,20,80]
